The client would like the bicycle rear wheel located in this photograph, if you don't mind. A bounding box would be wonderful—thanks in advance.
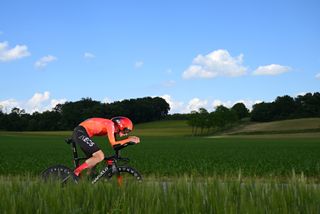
[41,165,78,184]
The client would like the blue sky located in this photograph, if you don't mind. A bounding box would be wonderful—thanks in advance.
[0,0,319,113]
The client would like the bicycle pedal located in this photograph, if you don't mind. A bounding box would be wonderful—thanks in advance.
[71,173,80,183]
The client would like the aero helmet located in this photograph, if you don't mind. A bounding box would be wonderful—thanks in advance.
[111,116,133,132]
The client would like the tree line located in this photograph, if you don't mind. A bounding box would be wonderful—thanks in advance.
[188,103,249,135]
[0,92,319,132]
[251,92,320,122]
[187,92,320,135]
[0,97,170,131]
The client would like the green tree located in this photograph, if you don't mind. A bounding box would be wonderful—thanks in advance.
[295,92,320,118]
[198,108,209,135]
[231,103,250,119]
[0,109,4,130]
[251,102,274,122]
[187,105,239,135]
[5,108,28,131]
[273,95,296,120]
[187,110,199,136]
[60,98,104,129]
[211,106,238,130]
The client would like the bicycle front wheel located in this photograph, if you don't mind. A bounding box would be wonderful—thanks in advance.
[106,166,142,185]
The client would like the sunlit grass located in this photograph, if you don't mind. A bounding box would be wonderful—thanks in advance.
[227,118,320,135]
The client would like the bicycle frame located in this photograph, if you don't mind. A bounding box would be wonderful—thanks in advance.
[65,138,132,184]
[66,138,129,167]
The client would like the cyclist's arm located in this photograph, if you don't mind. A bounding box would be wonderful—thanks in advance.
[107,125,132,147]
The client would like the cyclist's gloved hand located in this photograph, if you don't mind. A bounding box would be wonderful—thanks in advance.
[128,136,140,144]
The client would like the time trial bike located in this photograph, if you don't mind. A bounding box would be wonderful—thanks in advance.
[41,138,142,185]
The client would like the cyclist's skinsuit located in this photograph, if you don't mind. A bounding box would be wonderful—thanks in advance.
[72,118,114,157]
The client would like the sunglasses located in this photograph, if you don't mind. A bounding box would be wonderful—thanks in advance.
[122,128,131,134]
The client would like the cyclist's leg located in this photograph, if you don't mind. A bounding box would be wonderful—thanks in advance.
[72,126,104,176]
[84,153,98,176]
[74,150,104,176]
[85,150,104,167]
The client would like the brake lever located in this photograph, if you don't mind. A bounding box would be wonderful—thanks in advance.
[128,141,136,145]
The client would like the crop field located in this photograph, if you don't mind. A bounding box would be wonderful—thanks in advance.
[1,120,320,213]
[1,120,320,177]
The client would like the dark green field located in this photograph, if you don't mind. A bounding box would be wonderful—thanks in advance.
[1,120,320,178]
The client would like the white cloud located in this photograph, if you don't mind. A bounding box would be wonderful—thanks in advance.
[0,41,30,62]
[0,99,20,113]
[182,49,247,79]
[162,95,265,114]
[84,52,95,59]
[26,91,50,112]
[253,64,291,75]
[102,97,113,104]
[35,55,57,69]
[212,99,263,111]
[315,73,320,79]
[161,94,184,113]
[185,98,209,112]
[134,61,144,68]
[296,92,307,97]
[0,92,66,113]
[159,95,264,114]
[48,99,66,110]
[212,100,233,109]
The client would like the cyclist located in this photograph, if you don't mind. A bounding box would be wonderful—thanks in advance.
[72,116,140,177]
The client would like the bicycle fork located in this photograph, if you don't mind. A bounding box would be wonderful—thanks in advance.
[110,160,123,186]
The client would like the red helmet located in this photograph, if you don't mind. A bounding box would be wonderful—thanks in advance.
[111,116,133,132]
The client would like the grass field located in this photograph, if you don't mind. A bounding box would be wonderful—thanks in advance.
[1,120,320,177]
[0,119,320,213]
[1,176,320,214]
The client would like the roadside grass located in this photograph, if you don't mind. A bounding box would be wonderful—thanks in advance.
[0,175,320,214]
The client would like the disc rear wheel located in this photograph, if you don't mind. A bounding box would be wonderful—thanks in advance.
[41,165,78,184]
